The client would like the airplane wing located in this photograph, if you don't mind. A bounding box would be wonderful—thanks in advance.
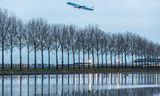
[67,2,81,8]
[81,6,94,11]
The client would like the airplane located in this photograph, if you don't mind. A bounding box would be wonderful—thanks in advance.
[67,2,94,11]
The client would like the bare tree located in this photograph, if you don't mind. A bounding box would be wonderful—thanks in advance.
[94,29,101,68]
[108,34,116,68]
[2,8,160,70]
[75,30,83,69]
[24,24,31,69]
[8,14,18,68]
[44,25,53,69]
[16,19,25,69]
[58,25,68,69]
[104,33,110,68]
[122,32,131,68]
[99,32,106,68]
[79,30,87,68]
[36,18,49,69]
[64,25,77,69]
[26,19,40,69]
[70,26,77,69]
[85,25,96,69]
[52,24,60,69]
[0,9,10,69]
[114,33,125,68]
[129,33,137,67]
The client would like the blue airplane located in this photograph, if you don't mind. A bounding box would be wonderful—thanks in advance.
[67,2,94,11]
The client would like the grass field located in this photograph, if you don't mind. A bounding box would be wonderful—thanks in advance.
[0,67,159,75]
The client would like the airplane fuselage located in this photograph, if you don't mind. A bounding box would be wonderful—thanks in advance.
[67,2,94,11]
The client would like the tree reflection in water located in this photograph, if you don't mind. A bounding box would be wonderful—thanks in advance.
[0,73,160,96]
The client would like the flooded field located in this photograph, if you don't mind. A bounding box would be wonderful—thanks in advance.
[0,73,160,96]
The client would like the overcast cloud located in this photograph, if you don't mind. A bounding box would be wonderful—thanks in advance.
[0,0,160,43]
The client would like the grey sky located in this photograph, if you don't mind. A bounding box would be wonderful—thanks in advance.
[0,0,160,43]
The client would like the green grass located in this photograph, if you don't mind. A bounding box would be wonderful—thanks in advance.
[0,67,159,75]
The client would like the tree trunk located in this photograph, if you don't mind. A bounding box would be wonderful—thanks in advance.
[1,33,4,69]
[88,49,90,69]
[140,53,143,68]
[2,41,4,69]
[83,47,85,69]
[48,49,50,69]
[105,52,108,68]
[114,52,116,68]
[137,55,140,68]
[67,49,69,69]
[62,47,64,69]
[73,51,75,69]
[19,45,22,69]
[125,53,127,68]
[97,50,99,68]
[27,47,30,69]
[34,47,37,69]
[11,48,13,69]
[154,54,156,67]
[131,53,134,68]
[110,51,112,68]
[78,50,80,69]
[135,54,138,68]
[145,53,148,68]
[92,48,94,69]
[101,51,103,69]
[56,48,58,69]
[157,54,159,68]
[145,53,147,69]
[92,54,94,69]
[118,52,120,68]
[41,48,44,69]
[121,53,123,68]
[96,39,99,69]
[10,37,13,69]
